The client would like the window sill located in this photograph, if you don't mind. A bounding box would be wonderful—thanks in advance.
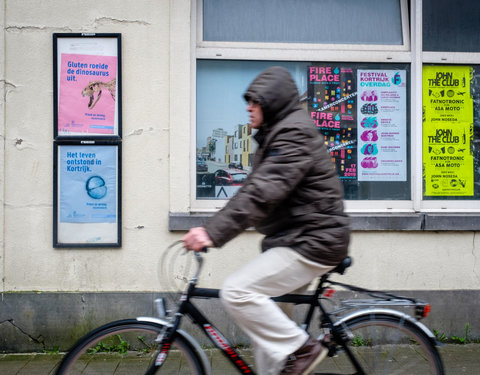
[169,212,480,231]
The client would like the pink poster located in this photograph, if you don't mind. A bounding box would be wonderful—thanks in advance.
[58,53,117,135]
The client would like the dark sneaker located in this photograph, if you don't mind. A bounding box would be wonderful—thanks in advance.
[280,336,327,375]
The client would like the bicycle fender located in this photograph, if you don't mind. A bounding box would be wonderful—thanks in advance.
[334,308,438,345]
[136,317,213,375]
[137,316,173,327]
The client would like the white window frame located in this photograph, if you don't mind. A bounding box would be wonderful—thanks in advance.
[196,0,411,56]
[419,0,480,212]
[169,0,480,218]
[420,49,480,211]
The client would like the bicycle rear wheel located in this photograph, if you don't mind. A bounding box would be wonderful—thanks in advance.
[55,319,206,375]
[314,313,444,375]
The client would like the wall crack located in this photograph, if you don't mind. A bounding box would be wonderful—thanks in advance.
[6,25,72,33]
[0,80,16,89]
[473,232,479,282]
[94,17,151,26]
[1,80,18,101]
[127,127,156,136]
[124,225,146,230]
[128,129,144,136]
[0,319,45,349]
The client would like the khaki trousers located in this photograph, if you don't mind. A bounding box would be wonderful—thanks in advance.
[220,247,334,375]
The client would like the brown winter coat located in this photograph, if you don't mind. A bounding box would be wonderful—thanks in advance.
[204,66,350,265]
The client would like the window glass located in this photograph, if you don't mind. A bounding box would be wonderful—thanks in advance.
[203,0,403,45]
[196,60,410,201]
[423,0,480,52]
[422,65,480,199]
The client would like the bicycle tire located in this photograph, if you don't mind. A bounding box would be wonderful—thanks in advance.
[314,313,444,375]
[55,319,206,375]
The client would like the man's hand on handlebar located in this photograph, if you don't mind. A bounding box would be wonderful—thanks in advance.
[183,227,213,252]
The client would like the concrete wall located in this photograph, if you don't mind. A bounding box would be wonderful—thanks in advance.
[0,0,479,351]
[2,289,479,352]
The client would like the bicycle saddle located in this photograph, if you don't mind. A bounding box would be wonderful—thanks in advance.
[331,256,352,275]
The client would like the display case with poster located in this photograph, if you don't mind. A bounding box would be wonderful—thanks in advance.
[53,33,122,139]
[53,142,121,247]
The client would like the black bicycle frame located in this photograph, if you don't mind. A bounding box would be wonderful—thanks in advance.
[147,285,324,375]
[147,269,367,374]
[184,289,256,374]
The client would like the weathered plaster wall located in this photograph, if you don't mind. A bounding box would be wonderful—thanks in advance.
[0,0,480,351]
[0,0,5,292]
[0,0,479,295]
[3,0,175,292]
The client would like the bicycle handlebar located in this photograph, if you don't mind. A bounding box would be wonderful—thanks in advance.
[192,251,204,281]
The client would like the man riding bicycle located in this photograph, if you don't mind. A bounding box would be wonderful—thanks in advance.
[183,66,350,375]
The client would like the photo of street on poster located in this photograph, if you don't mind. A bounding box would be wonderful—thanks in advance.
[196,61,310,200]
[54,35,120,137]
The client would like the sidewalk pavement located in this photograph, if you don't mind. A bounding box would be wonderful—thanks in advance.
[0,344,479,374]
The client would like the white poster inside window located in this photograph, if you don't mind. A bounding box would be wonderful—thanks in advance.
[357,70,407,181]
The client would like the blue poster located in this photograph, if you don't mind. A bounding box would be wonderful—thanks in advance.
[60,145,117,223]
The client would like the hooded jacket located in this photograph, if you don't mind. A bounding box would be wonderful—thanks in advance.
[204,66,350,265]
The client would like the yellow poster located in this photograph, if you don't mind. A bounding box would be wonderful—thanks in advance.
[423,66,474,196]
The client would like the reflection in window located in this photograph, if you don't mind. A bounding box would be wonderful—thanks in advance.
[196,60,410,200]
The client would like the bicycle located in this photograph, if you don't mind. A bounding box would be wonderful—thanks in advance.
[56,241,445,374]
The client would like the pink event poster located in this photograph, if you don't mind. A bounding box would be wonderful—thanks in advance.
[58,54,117,135]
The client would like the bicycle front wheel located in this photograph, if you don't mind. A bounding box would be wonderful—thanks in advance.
[316,313,444,375]
[56,319,206,375]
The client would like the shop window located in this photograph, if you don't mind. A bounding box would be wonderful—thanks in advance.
[196,60,410,201]
[191,0,411,210]
[169,0,480,230]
